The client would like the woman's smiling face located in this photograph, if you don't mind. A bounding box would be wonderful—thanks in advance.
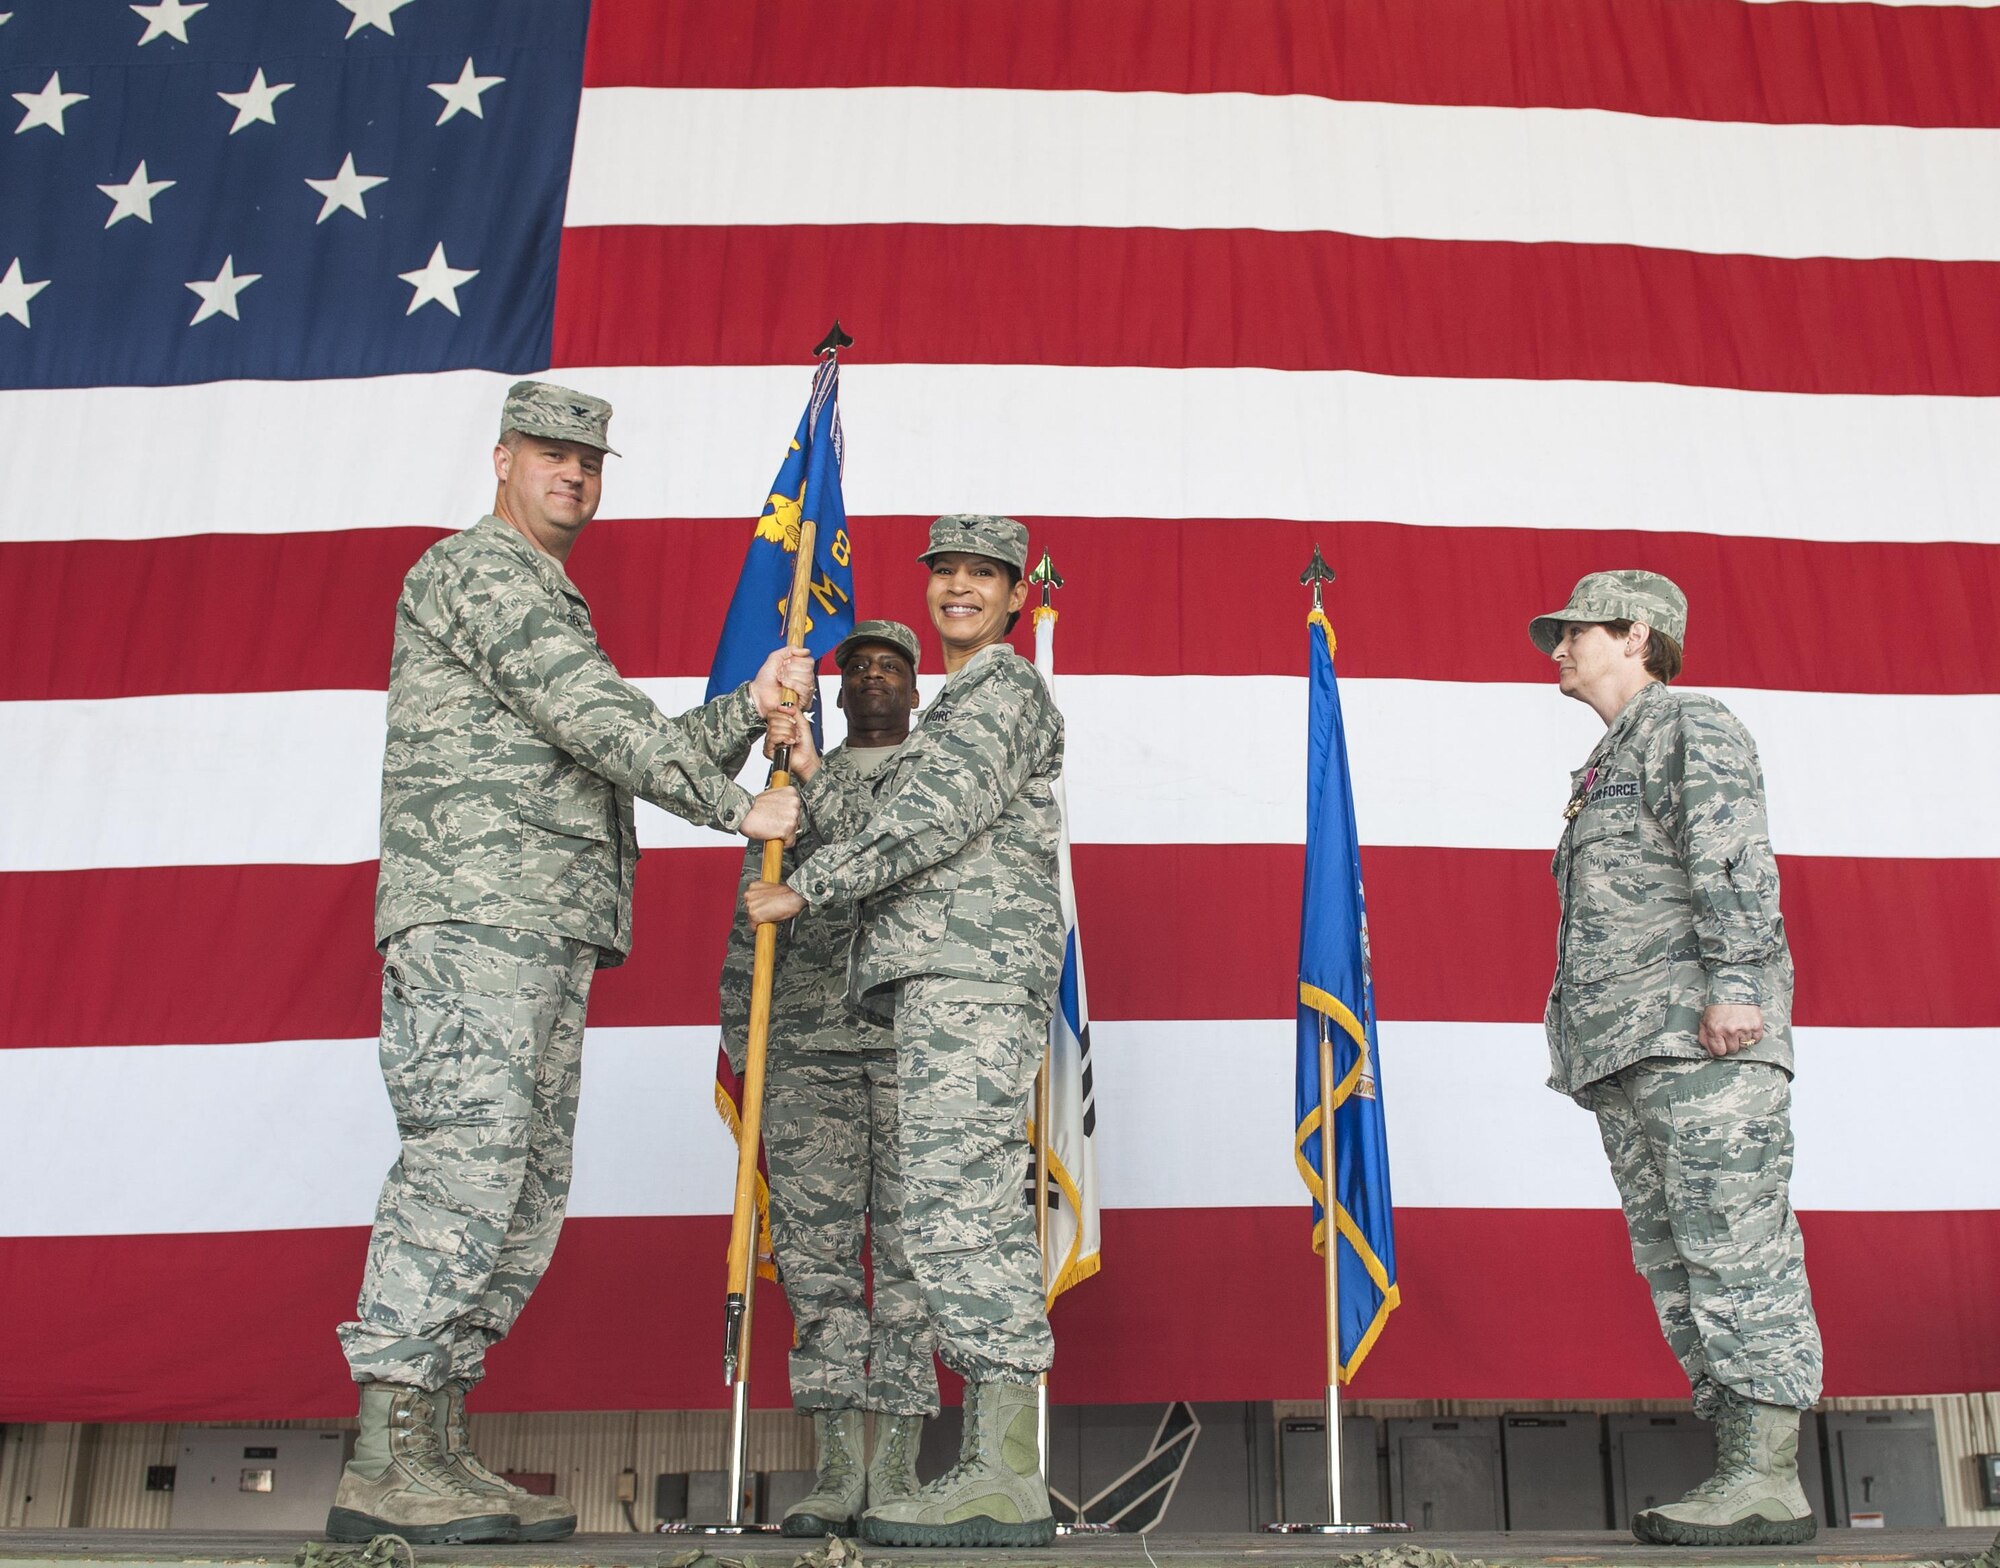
[926,551,1028,665]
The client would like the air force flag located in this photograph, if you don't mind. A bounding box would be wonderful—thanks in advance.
[705,355,854,707]
[1293,604,1401,1380]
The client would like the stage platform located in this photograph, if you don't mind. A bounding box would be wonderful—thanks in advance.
[1,1530,1992,1568]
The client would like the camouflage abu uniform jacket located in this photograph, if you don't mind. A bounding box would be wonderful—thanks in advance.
[1546,680,1794,1097]
[376,515,763,966]
[788,645,1065,1018]
[719,742,901,1070]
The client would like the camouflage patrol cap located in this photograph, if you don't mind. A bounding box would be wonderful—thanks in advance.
[1530,570,1688,655]
[499,379,619,455]
[833,618,921,674]
[918,513,1029,572]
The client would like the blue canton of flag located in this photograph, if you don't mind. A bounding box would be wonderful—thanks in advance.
[1293,605,1401,1382]
[0,1,589,389]
[705,356,854,707]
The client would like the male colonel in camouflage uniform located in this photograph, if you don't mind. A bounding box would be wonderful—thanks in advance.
[719,620,935,1537]
[1537,571,1822,1547]
[746,516,1065,1549]
[327,381,810,1547]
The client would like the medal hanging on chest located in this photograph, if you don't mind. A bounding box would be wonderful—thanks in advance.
[1563,765,1598,822]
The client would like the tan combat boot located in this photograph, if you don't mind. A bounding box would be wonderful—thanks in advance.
[326,1384,519,1544]
[1633,1391,1817,1545]
[860,1381,1054,1548]
[784,1409,866,1537]
[435,1379,578,1541]
[867,1413,923,1506]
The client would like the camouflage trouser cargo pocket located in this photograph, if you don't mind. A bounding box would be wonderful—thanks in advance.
[1586,1056,1822,1412]
[892,976,1054,1382]
[338,921,596,1389]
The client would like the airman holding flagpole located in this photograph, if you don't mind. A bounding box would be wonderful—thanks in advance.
[330,381,809,1546]
[748,514,1065,1548]
[719,620,935,1537]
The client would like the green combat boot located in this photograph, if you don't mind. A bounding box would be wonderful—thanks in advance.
[435,1380,578,1542]
[868,1413,923,1506]
[1633,1392,1817,1545]
[784,1409,867,1537]
[860,1381,1054,1548]
[326,1384,519,1545]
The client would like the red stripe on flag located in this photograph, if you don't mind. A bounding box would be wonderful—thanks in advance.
[1077,846,2000,1034]
[553,225,2000,397]
[9,522,1997,700]
[8,849,1994,1049]
[3,1205,1992,1419]
[581,0,2000,129]
[0,530,426,701]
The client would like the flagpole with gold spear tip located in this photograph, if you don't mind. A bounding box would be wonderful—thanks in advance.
[1265,546,1409,1537]
[704,323,851,1534]
[1027,549,1065,1487]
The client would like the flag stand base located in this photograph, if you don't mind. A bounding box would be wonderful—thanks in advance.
[1264,1522,1413,1534]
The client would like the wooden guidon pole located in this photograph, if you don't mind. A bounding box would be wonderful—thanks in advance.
[721,517,819,1397]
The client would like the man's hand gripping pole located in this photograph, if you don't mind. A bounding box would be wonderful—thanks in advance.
[721,518,818,1388]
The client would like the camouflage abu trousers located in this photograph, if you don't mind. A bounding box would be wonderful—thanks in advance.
[764,1048,939,1415]
[1578,1056,1823,1413]
[893,976,1054,1383]
[338,920,597,1389]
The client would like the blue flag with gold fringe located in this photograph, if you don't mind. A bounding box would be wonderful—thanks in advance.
[1293,604,1401,1381]
[705,356,854,705]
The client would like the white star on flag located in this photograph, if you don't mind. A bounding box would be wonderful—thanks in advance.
[130,0,207,45]
[305,153,388,224]
[0,14,14,29]
[185,255,261,325]
[0,257,50,328]
[337,0,415,39]
[218,69,295,133]
[97,161,177,228]
[428,58,505,124]
[398,243,477,316]
[13,72,89,136]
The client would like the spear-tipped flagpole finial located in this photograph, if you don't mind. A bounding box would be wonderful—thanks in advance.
[1301,542,1335,614]
[814,320,854,358]
[1028,550,1065,610]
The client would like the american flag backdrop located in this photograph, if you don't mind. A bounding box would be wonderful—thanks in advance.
[3,0,1998,1421]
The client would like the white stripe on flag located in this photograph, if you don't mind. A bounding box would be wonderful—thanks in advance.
[5,1023,1993,1236]
[8,365,2000,544]
[7,679,1995,870]
[566,88,2000,262]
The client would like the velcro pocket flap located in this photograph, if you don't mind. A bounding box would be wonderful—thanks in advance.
[518,791,612,842]
[1570,795,1640,846]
